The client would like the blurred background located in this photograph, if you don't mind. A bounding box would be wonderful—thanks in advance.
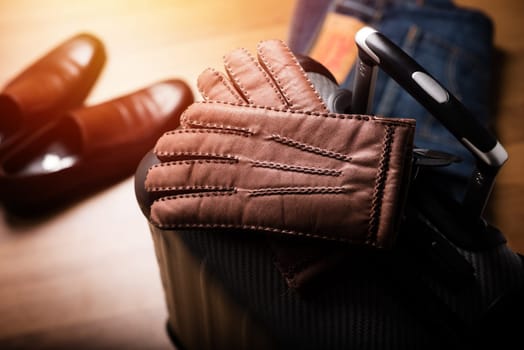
[0,0,295,102]
[0,0,522,349]
[0,1,294,349]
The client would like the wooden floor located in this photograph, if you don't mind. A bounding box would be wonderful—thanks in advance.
[0,0,522,349]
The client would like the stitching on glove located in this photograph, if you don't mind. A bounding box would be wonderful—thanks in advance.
[182,119,254,136]
[186,101,416,129]
[269,134,352,162]
[146,185,236,192]
[256,42,293,108]
[258,40,328,112]
[279,40,328,112]
[197,68,244,104]
[238,47,287,107]
[145,159,239,191]
[251,161,341,176]
[163,128,252,138]
[154,151,238,161]
[151,159,238,167]
[155,191,236,201]
[154,221,368,246]
[224,49,255,105]
[368,125,395,245]
[249,186,347,197]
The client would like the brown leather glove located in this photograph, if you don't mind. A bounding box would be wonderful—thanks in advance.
[145,40,415,250]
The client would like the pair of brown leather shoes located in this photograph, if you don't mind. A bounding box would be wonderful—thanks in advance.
[0,33,193,214]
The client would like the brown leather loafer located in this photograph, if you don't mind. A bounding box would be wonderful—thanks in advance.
[0,79,193,214]
[0,33,106,158]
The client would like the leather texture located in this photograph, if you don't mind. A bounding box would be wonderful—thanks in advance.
[145,40,415,250]
[0,33,106,158]
[148,101,414,248]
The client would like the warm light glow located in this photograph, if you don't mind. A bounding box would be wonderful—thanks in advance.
[149,82,184,117]
[41,153,76,172]
[70,40,95,66]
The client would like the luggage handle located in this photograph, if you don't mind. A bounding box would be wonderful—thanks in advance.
[351,26,508,220]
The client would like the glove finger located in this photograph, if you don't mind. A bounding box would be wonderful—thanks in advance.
[197,67,246,104]
[145,158,342,195]
[256,40,328,113]
[223,47,288,108]
[149,189,376,246]
[180,102,398,161]
[153,128,349,169]
[149,144,381,221]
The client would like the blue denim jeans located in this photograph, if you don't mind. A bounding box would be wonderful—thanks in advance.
[288,0,495,199]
